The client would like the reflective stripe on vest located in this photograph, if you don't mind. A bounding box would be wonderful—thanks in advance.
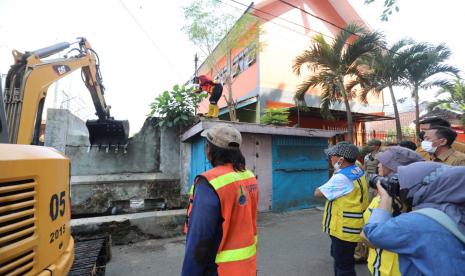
[209,170,255,190]
[186,166,258,264]
[322,176,368,242]
[364,197,401,276]
[188,170,254,195]
[216,235,258,263]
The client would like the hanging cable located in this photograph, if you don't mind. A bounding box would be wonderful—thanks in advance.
[220,0,315,40]
[228,0,340,43]
[118,0,182,77]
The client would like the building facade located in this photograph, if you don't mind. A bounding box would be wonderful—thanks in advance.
[196,0,389,143]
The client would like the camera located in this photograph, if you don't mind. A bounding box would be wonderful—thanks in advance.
[368,174,400,197]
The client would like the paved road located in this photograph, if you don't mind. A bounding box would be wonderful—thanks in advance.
[107,208,370,276]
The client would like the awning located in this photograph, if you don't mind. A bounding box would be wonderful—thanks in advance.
[219,96,258,115]
[181,120,346,142]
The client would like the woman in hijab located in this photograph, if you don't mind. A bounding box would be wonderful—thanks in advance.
[362,146,424,276]
[362,162,465,275]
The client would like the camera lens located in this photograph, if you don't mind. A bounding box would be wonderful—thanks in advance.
[368,175,380,189]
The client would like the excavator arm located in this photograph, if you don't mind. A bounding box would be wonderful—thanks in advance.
[3,37,129,146]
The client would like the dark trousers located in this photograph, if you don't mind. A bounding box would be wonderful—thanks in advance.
[208,83,223,104]
[330,235,357,276]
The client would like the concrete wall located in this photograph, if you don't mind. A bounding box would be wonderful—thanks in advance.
[44,109,184,215]
[180,142,191,195]
[66,118,161,175]
[72,209,186,244]
[44,108,89,153]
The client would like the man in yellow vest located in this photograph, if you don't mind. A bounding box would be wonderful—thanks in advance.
[315,142,369,276]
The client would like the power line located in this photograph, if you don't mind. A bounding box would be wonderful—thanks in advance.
[222,0,315,39]
[278,0,358,37]
[277,0,400,55]
[230,0,338,41]
[118,0,182,77]
[228,0,357,48]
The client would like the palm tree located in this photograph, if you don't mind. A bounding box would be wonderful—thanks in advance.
[293,23,382,143]
[428,78,465,124]
[358,39,414,142]
[403,43,460,142]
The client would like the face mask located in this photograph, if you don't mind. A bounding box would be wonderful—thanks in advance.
[421,140,437,153]
[333,158,343,172]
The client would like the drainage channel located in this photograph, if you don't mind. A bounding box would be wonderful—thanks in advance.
[69,236,111,276]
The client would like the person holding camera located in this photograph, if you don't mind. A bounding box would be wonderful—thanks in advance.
[363,146,424,276]
[362,162,465,275]
[314,142,369,276]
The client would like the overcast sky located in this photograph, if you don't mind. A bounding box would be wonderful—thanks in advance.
[0,0,463,134]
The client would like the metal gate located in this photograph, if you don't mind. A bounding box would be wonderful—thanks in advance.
[272,136,328,212]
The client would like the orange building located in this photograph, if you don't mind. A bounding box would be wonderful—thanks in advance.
[196,0,391,144]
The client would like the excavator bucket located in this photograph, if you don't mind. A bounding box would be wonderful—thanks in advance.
[86,119,129,146]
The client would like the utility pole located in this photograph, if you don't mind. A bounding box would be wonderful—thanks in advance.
[194,53,199,115]
[194,53,198,77]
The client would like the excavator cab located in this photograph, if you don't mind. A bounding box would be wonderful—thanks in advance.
[3,38,129,146]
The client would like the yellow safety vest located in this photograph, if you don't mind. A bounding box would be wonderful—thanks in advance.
[364,196,401,276]
[322,175,369,242]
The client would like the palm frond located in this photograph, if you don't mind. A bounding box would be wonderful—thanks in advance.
[420,79,451,90]
[424,64,460,79]
[332,23,365,58]
[294,71,337,103]
[389,38,414,55]
[319,84,338,120]
[343,31,383,69]
[428,99,451,112]
[293,50,312,76]
[293,34,336,75]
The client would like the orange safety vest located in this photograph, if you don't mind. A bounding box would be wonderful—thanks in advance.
[185,163,259,276]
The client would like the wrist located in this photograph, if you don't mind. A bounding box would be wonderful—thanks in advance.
[379,196,392,212]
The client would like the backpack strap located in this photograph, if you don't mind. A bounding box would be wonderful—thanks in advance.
[413,208,465,244]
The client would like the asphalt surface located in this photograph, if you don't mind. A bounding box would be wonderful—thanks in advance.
[106,208,370,276]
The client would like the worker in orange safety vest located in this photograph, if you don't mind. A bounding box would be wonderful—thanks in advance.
[182,123,259,276]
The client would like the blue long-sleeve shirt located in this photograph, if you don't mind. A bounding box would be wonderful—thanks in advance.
[182,178,223,276]
[364,208,465,276]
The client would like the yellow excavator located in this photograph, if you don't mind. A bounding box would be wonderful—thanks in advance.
[0,38,126,275]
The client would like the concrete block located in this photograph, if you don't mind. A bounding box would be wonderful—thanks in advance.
[45,108,89,153]
[71,173,182,215]
[45,111,184,216]
[66,118,161,176]
[71,209,186,245]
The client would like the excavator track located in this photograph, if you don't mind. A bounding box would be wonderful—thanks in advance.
[69,236,111,276]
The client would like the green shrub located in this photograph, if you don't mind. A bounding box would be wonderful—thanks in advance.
[148,84,207,128]
[260,108,290,126]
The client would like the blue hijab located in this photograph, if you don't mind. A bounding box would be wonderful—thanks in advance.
[398,162,465,235]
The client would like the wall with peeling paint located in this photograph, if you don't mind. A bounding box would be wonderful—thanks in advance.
[44,109,184,215]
